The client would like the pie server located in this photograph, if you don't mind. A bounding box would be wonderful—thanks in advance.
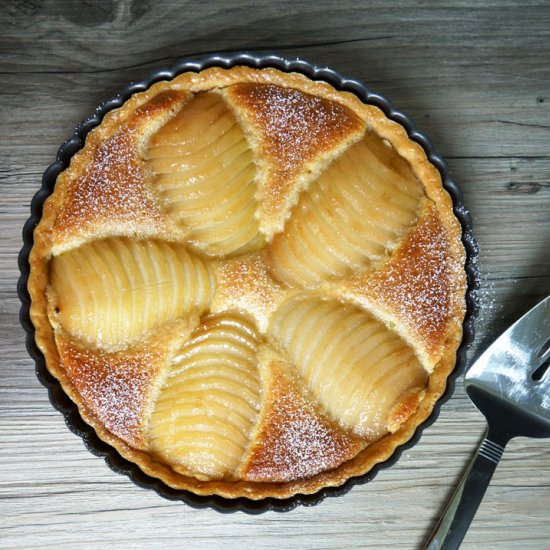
[425,295,550,549]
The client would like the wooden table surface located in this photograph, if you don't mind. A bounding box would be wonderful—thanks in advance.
[2,1,550,548]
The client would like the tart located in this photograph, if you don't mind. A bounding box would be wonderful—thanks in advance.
[28,64,467,500]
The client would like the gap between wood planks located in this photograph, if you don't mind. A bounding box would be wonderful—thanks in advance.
[0,36,397,76]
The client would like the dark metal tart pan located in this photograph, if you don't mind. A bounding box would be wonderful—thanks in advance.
[18,52,479,513]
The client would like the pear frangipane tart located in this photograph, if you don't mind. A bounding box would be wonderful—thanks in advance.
[29,66,466,499]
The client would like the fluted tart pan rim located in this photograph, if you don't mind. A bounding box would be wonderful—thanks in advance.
[18,52,479,513]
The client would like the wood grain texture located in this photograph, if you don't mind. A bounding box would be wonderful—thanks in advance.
[1,0,549,548]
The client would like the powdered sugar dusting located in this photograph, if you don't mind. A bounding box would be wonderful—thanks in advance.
[345,203,463,356]
[262,400,343,481]
[59,339,160,448]
[469,253,500,329]
[54,128,164,241]
[229,83,363,213]
[243,362,362,482]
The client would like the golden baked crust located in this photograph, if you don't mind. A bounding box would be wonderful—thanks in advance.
[28,66,467,500]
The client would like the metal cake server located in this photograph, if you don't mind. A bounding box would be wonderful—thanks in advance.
[426,295,550,550]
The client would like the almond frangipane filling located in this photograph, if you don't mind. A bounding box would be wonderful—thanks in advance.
[29,67,466,499]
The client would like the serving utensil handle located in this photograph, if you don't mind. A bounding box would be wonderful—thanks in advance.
[424,429,508,550]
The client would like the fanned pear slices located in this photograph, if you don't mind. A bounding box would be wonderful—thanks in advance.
[266,132,425,287]
[144,92,265,257]
[270,295,428,439]
[50,238,213,350]
[148,313,262,480]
